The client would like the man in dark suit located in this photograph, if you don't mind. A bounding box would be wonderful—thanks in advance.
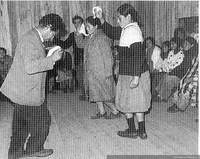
[54,15,87,100]
[1,13,65,159]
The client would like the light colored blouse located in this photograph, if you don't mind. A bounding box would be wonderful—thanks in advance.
[146,45,163,71]
[162,49,184,72]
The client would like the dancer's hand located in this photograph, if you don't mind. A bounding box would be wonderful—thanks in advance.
[51,48,63,62]
[130,76,139,89]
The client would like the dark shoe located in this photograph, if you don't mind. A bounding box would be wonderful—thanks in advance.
[137,130,148,140]
[105,112,121,119]
[167,104,184,113]
[117,129,138,139]
[91,112,107,119]
[8,148,25,159]
[24,149,53,158]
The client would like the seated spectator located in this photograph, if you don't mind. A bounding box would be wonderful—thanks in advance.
[174,27,186,40]
[144,37,163,99]
[162,37,184,73]
[167,37,198,112]
[151,41,171,100]
[144,37,163,73]
[160,41,171,60]
[0,47,13,81]
[0,47,13,101]
[154,37,185,102]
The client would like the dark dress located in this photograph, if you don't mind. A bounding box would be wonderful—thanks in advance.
[54,32,85,88]
[101,22,151,113]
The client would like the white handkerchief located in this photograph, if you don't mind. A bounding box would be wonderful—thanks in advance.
[47,46,61,65]
[47,46,61,57]
[93,6,102,19]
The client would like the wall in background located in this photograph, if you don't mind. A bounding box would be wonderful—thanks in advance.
[0,1,198,56]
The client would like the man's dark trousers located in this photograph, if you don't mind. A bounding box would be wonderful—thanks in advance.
[9,101,51,154]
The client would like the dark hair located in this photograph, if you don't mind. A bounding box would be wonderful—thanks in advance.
[86,16,101,29]
[174,27,186,38]
[146,36,155,45]
[72,15,84,24]
[0,47,7,54]
[170,37,184,50]
[39,13,65,32]
[162,41,170,48]
[185,36,198,46]
[117,3,139,22]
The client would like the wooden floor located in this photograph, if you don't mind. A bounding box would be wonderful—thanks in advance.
[0,89,199,159]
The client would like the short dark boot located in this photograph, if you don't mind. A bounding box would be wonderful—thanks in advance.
[117,116,138,139]
[138,121,147,140]
[8,137,25,159]
[8,147,25,159]
[24,149,53,158]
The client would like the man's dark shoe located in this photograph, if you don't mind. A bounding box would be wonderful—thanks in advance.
[117,129,138,139]
[8,148,25,159]
[167,104,184,113]
[23,149,53,158]
[105,112,121,119]
[137,130,148,140]
[91,112,107,119]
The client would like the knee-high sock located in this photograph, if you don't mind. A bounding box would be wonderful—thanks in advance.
[126,116,136,132]
[138,121,146,134]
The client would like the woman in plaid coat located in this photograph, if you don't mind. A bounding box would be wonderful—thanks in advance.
[167,37,198,113]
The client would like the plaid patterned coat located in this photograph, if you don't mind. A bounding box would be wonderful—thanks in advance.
[173,55,198,108]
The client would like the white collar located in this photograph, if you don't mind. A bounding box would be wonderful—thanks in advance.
[35,28,44,42]
[123,22,138,30]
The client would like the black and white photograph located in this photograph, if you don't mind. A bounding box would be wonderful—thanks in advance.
[0,1,199,159]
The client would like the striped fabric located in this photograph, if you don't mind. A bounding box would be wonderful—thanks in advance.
[173,56,198,109]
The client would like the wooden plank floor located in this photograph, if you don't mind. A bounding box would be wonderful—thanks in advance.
[0,89,198,159]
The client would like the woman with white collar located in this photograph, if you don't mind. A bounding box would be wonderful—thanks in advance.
[97,3,151,139]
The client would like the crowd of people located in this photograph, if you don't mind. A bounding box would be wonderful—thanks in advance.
[0,3,198,159]
[144,26,198,114]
